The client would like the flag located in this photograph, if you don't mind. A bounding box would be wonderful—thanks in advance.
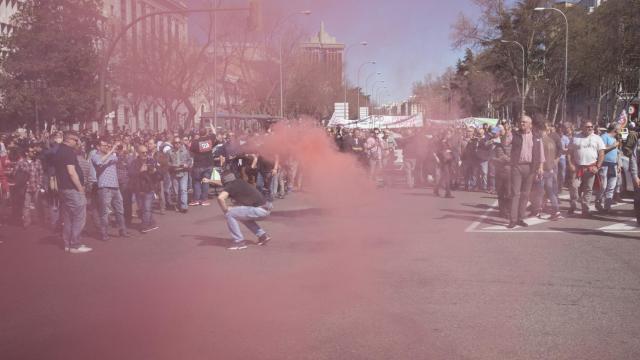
[618,108,628,128]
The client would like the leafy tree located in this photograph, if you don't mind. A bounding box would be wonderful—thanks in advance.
[0,0,103,130]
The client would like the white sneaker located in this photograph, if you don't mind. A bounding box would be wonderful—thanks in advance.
[227,243,248,251]
[69,245,93,254]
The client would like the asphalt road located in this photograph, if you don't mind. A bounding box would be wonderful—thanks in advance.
[1,188,640,360]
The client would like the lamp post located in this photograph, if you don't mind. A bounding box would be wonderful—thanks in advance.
[275,10,312,119]
[501,40,526,118]
[535,6,568,124]
[364,71,382,106]
[373,85,387,128]
[370,80,385,111]
[357,60,376,119]
[343,41,368,119]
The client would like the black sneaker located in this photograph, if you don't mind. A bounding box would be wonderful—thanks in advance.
[257,234,272,246]
[516,220,528,227]
[119,231,131,238]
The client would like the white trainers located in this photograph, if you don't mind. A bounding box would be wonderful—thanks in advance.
[227,243,248,251]
[68,245,93,254]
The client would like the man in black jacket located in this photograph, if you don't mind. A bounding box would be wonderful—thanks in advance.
[508,115,544,228]
[129,145,161,233]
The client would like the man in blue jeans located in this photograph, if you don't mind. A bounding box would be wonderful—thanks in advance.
[91,139,129,240]
[129,145,161,233]
[204,172,272,250]
[189,126,218,206]
[595,123,621,213]
[169,136,192,213]
[53,131,91,253]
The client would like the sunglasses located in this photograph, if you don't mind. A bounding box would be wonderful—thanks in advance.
[585,126,593,129]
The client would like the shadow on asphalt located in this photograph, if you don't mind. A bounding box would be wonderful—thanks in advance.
[270,208,326,217]
[434,213,505,226]
[192,208,326,226]
[39,235,59,247]
[181,234,258,248]
[461,202,497,210]
[402,192,437,197]
[549,228,640,240]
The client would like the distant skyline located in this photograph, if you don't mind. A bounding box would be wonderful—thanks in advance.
[187,0,487,104]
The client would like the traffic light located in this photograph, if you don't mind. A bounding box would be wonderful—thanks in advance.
[248,0,262,31]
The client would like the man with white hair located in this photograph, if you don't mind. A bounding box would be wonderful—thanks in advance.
[508,115,544,228]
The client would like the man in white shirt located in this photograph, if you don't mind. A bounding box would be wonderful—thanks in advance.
[567,121,607,216]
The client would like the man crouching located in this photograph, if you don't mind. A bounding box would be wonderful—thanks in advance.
[203,172,272,250]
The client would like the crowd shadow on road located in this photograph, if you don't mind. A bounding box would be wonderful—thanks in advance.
[435,209,505,227]
[549,227,639,240]
[402,192,438,197]
[39,235,59,247]
[270,208,326,218]
[192,208,325,226]
[181,234,258,248]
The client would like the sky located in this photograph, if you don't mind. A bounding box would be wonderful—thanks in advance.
[187,0,485,104]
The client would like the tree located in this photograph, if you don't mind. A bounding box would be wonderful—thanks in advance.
[0,0,103,130]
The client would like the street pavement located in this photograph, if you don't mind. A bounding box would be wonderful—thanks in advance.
[1,188,640,359]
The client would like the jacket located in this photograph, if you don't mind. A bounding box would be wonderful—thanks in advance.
[510,130,543,168]
[129,157,162,193]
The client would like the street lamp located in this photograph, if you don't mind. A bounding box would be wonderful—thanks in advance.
[535,6,569,124]
[275,10,312,119]
[370,80,385,109]
[357,60,376,119]
[500,39,526,118]
[373,85,387,128]
[364,71,382,106]
[343,41,368,119]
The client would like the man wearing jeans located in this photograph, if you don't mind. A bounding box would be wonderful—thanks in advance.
[91,139,129,241]
[595,123,621,213]
[189,127,218,206]
[129,145,161,233]
[54,131,91,253]
[169,136,192,213]
[567,121,606,217]
[204,172,271,251]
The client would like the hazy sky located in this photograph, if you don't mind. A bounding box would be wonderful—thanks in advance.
[187,0,485,104]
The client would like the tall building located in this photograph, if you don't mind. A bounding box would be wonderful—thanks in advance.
[301,22,344,84]
[103,0,188,52]
[102,0,189,131]
[0,0,22,51]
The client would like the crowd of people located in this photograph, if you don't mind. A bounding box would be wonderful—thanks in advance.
[331,114,636,229]
[1,124,301,253]
[2,113,638,252]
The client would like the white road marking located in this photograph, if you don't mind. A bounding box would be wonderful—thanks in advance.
[466,196,639,234]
